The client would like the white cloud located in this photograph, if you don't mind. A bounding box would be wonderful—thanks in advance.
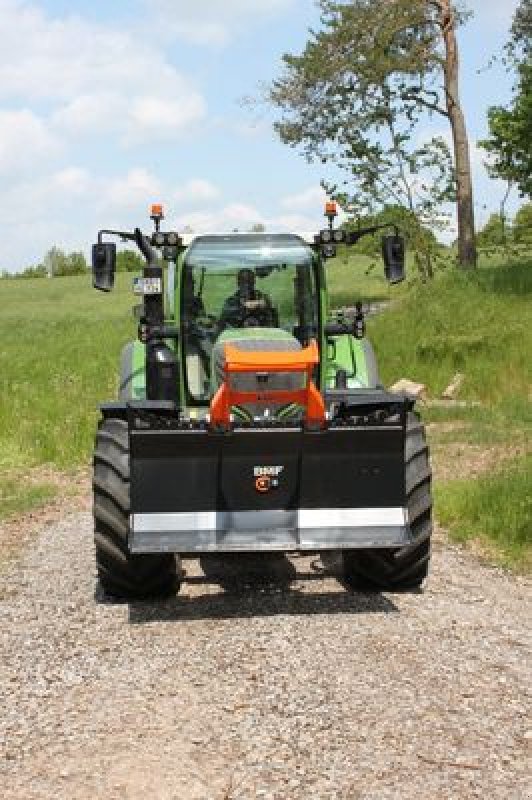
[174,198,332,236]
[51,166,92,195]
[175,202,265,232]
[127,95,206,143]
[1,167,336,271]
[173,179,221,206]
[280,185,328,212]
[103,169,164,212]
[0,109,61,176]
[0,0,207,145]
[144,0,294,45]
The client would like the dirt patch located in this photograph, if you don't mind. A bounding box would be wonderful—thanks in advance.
[431,441,528,483]
[426,420,469,438]
[0,466,90,576]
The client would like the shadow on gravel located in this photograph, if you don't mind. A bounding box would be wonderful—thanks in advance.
[121,553,399,623]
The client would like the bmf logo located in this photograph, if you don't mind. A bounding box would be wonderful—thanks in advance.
[253,465,284,493]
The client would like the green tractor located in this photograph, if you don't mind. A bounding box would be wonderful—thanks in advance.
[91,203,432,598]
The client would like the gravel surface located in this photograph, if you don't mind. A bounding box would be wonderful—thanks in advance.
[0,514,530,799]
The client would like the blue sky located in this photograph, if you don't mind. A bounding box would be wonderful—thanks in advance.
[0,0,521,270]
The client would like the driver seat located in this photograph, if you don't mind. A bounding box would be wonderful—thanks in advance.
[211,328,304,419]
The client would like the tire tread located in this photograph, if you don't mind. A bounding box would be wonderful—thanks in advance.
[93,417,178,599]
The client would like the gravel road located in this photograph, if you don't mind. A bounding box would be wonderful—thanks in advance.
[0,514,530,799]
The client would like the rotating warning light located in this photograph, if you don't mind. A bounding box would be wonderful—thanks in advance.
[325,201,338,218]
[150,203,164,220]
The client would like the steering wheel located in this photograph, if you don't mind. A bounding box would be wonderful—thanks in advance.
[186,313,219,342]
[241,305,277,328]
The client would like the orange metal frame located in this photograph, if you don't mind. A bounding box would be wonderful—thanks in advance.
[210,339,326,428]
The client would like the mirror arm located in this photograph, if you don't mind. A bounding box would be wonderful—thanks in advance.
[134,227,157,264]
[345,223,399,245]
[97,228,158,265]
[97,229,137,245]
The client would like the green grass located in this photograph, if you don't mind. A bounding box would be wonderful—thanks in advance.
[327,250,396,306]
[0,475,57,520]
[368,260,532,439]
[0,272,133,469]
[361,257,531,570]
[436,455,532,570]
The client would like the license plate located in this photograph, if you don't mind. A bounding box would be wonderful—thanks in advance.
[133,277,162,295]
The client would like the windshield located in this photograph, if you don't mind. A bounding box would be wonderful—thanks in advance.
[181,234,319,404]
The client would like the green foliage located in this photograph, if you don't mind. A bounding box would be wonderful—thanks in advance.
[43,246,88,277]
[510,0,532,58]
[116,249,144,273]
[481,63,532,197]
[1,263,49,280]
[268,0,463,278]
[437,456,532,569]
[513,202,532,242]
[341,205,450,277]
[1,248,90,279]
[476,213,507,247]
[481,2,532,196]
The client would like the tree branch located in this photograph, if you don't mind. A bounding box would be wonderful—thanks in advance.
[401,92,448,117]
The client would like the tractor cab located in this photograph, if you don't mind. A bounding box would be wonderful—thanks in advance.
[180,234,320,405]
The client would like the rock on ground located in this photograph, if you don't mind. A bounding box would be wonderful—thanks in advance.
[0,515,530,800]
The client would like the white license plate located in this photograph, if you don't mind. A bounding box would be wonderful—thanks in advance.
[133,277,162,295]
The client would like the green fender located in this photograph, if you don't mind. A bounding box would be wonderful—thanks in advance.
[119,341,146,400]
[325,334,381,390]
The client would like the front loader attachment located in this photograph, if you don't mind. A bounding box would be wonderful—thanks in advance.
[120,392,414,555]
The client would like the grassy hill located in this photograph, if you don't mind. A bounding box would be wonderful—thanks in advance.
[1,256,530,568]
[367,260,531,569]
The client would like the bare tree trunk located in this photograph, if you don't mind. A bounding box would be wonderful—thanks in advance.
[439,0,477,269]
[500,181,512,246]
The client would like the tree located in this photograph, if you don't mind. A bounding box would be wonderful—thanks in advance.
[42,247,87,277]
[43,246,68,278]
[116,249,144,272]
[20,264,48,279]
[510,0,531,58]
[476,213,507,248]
[481,64,532,198]
[513,203,532,243]
[480,1,532,197]
[268,0,477,269]
[250,223,266,233]
[341,204,445,277]
[64,251,88,276]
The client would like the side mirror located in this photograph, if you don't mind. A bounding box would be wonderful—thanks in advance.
[92,243,116,292]
[382,235,405,284]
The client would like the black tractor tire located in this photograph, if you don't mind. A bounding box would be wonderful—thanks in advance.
[342,411,432,592]
[93,417,179,599]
